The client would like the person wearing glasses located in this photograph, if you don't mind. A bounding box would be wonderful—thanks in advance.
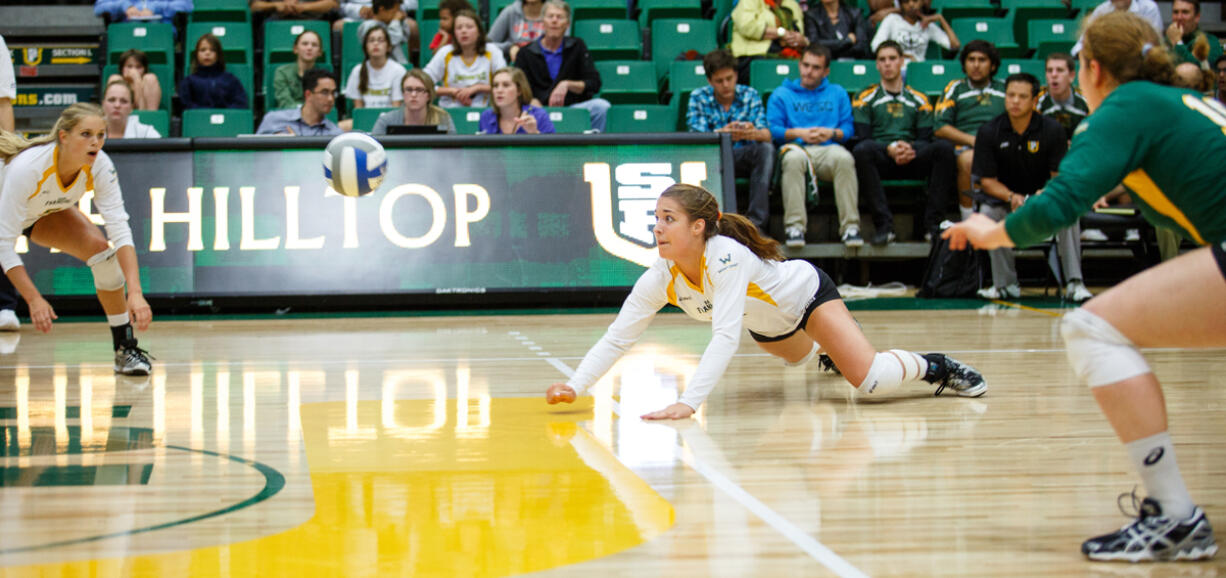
[257,69,343,136]
[372,70,457,135]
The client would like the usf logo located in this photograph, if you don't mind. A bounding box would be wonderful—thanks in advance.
[583,162,710,267]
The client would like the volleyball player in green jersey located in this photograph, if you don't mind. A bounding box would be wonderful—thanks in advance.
[945,11,1224,563]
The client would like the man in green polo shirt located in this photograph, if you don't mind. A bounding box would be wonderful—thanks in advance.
[934,40,1006,228]
[1037,53,1090,140]
[1165,0,1222,66]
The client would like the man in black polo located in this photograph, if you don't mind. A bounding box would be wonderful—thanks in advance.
[972,72,1091,303]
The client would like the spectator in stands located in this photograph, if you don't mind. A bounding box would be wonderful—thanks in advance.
[514,1,608,131]
[1036,53,1088,141]
[373,69,457,134]
[490,0,547,62]
[851,40,956,245]
[1166,0,1221,67]
[429,0,476,53]
[768,44,861,248]
[258,69,343,135]
[179,34,249,110]
[102,79,160,138]
[808,0,871,61]
[0,34,19,332]
[933,40,1004,233]
[250,0,339,21]
[354,1,412,66]
[686,50,774,231]
[108,50,161,112]
[972,72,1091,302]
[94,0,191,24]
[425,9,505,108]
[272,30,325,110]
[1215,55,1226,103]
[1071,0,1162,55]
[869,0,958,63]
[866,0,934,26]
[731,0,810,84]
[479,67,555,134]
[344,23,408,109]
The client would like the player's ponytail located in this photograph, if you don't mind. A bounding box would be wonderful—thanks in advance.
[1081,12,1175,86]
[659,184,784,262]
[0,103,102,162]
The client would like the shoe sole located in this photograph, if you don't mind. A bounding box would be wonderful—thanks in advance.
[1086,543,1218,562]
[956,382,987,397]
[115,366,151,376]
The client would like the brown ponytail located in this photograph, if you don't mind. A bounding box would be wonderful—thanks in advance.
[659,183,784,262]
[1081,12,1175,86]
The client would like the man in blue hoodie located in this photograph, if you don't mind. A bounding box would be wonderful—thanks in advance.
[768,44,860,248]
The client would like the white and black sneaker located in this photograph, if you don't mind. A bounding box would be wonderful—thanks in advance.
[923,353,987,397]
[1083,494,1217,562]
[817,353,842,375]
[115,341,153,376]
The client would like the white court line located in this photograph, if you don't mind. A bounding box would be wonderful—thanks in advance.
[543,353,867,578]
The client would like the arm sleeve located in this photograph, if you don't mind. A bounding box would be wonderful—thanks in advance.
[157,0,192,19]
[343,64,364,100]
[226,74,249,109]
[489,46,507,76]
[340,0,366,20]
[835,91,854,141]
[686,93,711,132]
[1005,104,1141,248]
[440,111,457,134]
[488,9,512,45]
[677,252,751,410]
[423,50,445,85]
[928,21,951,49]
[272,66,298,109]
[0,162,37,272]
[1141,2,1164,34]
[534,107,556,133]
[870,15,894,51]
[575,41,601,96]
[90,153,135,252]
[934,84,957,130]
[177,76,198,110]
[915,97,935,144]
[566,265,670,394]
[767,93,790,143]
[371,111,390,135]
[390,64,406,103]
[94,0,125,18]
[970,123,996,178]
[732,0,772,41]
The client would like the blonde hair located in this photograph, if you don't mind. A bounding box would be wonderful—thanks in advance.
[491,67,533,119]
[0,103,104,162]
[104,77,136,103]
[1080,11,1175,86]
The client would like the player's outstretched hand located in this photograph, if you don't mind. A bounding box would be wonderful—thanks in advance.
[641,402,695,420]
[28,297,57,334]
[941,213,1011,250]
[546,383,576,404]
[128,293,152,331]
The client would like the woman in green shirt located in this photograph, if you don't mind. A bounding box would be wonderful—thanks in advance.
[272,29,325,110]
[945,11,1224,563]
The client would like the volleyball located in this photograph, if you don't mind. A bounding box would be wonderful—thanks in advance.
[323,133,387,197]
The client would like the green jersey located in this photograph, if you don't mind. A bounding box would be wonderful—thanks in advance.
[1007,81,1226,248]
[852,84,934,143]
[934,78,1006,135]
[1036,88,1090,141]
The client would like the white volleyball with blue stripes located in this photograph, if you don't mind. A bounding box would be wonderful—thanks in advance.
[323,133,387,197]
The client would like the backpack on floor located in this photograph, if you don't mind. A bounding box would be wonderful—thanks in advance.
[917,236,986,298]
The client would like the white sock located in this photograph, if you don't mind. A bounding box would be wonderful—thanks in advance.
[1126,432,1196,520]
[959,205,974,221]
[106,312,130,327]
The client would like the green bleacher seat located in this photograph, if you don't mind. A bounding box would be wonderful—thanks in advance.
[184,22,254,70]
[228,63,255,108]
[606,104,678,133]
[182,108,254,137]
[907,60,963,98]
[637,0,702,28]
[189,0,251,23]
[1069,0,1102,15]
[1027,19,1078,58]
[932,0,998,21]
[652,19,717,81]
[1000,0,1070,50]
[450,107,485,134]
[749,59,797,103]
[488,0,516,27]
[1000,58,1045,78]
[829,60,880,95]
[596,61,659,104]
[667,60,710,130]
[544,107,591,133]
[417,20,439,69]
[950,17,1022,57]
[106,22,174,65]
[131,109,170,136]
[101,64,173,112]
[574,20,642,61]
[353,107,398,132]
[419,0,440,20]
[571,0,630,22]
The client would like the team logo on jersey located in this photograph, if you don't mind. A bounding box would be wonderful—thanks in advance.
[583,161,711,268]
[887,102,904,118]
[1028,140,1040,153]
[718,253,731,265]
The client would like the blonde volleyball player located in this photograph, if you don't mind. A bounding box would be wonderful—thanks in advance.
[546,183,986,420]
[943,12,1224,562]
[0,103,153,375]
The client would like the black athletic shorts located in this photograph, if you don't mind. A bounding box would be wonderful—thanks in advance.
[1213,241,1226,280]
[21,225,33,238]
[749,267,841,343]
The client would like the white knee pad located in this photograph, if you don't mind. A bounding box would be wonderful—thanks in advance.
[86,247,125,292]
[1061,308,1151,387]
[858,351,916,395]
[785,341,819,367]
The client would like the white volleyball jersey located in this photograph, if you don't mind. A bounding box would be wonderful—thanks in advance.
[567,235,822,410]
[0,143,134,271]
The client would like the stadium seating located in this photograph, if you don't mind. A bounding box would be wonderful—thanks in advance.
[606,104,678,133]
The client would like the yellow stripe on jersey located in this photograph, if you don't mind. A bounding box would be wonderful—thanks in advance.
[906,87,933,111]
[669,263,704,292]
[746,283,777,306]
[85,165,94,192]
[30,166,57,200]
[1123,169,1206,245]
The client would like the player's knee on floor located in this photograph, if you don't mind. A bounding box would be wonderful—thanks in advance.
[784,341,819,367]
[858,350,919,395]
[1061,308,1151,387]
[86,247,125,291]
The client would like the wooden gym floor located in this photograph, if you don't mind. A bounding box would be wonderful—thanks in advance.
[1,302,1224,577]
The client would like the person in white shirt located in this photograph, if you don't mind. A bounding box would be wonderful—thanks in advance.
[1071,0,1163,55]
[545,184,986,419]
[424,8,506,108]
[0,33,19,331]
[102,79,161,139]
[343,23,408,110]
[870,0,958,62]
[0,104,153,374]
